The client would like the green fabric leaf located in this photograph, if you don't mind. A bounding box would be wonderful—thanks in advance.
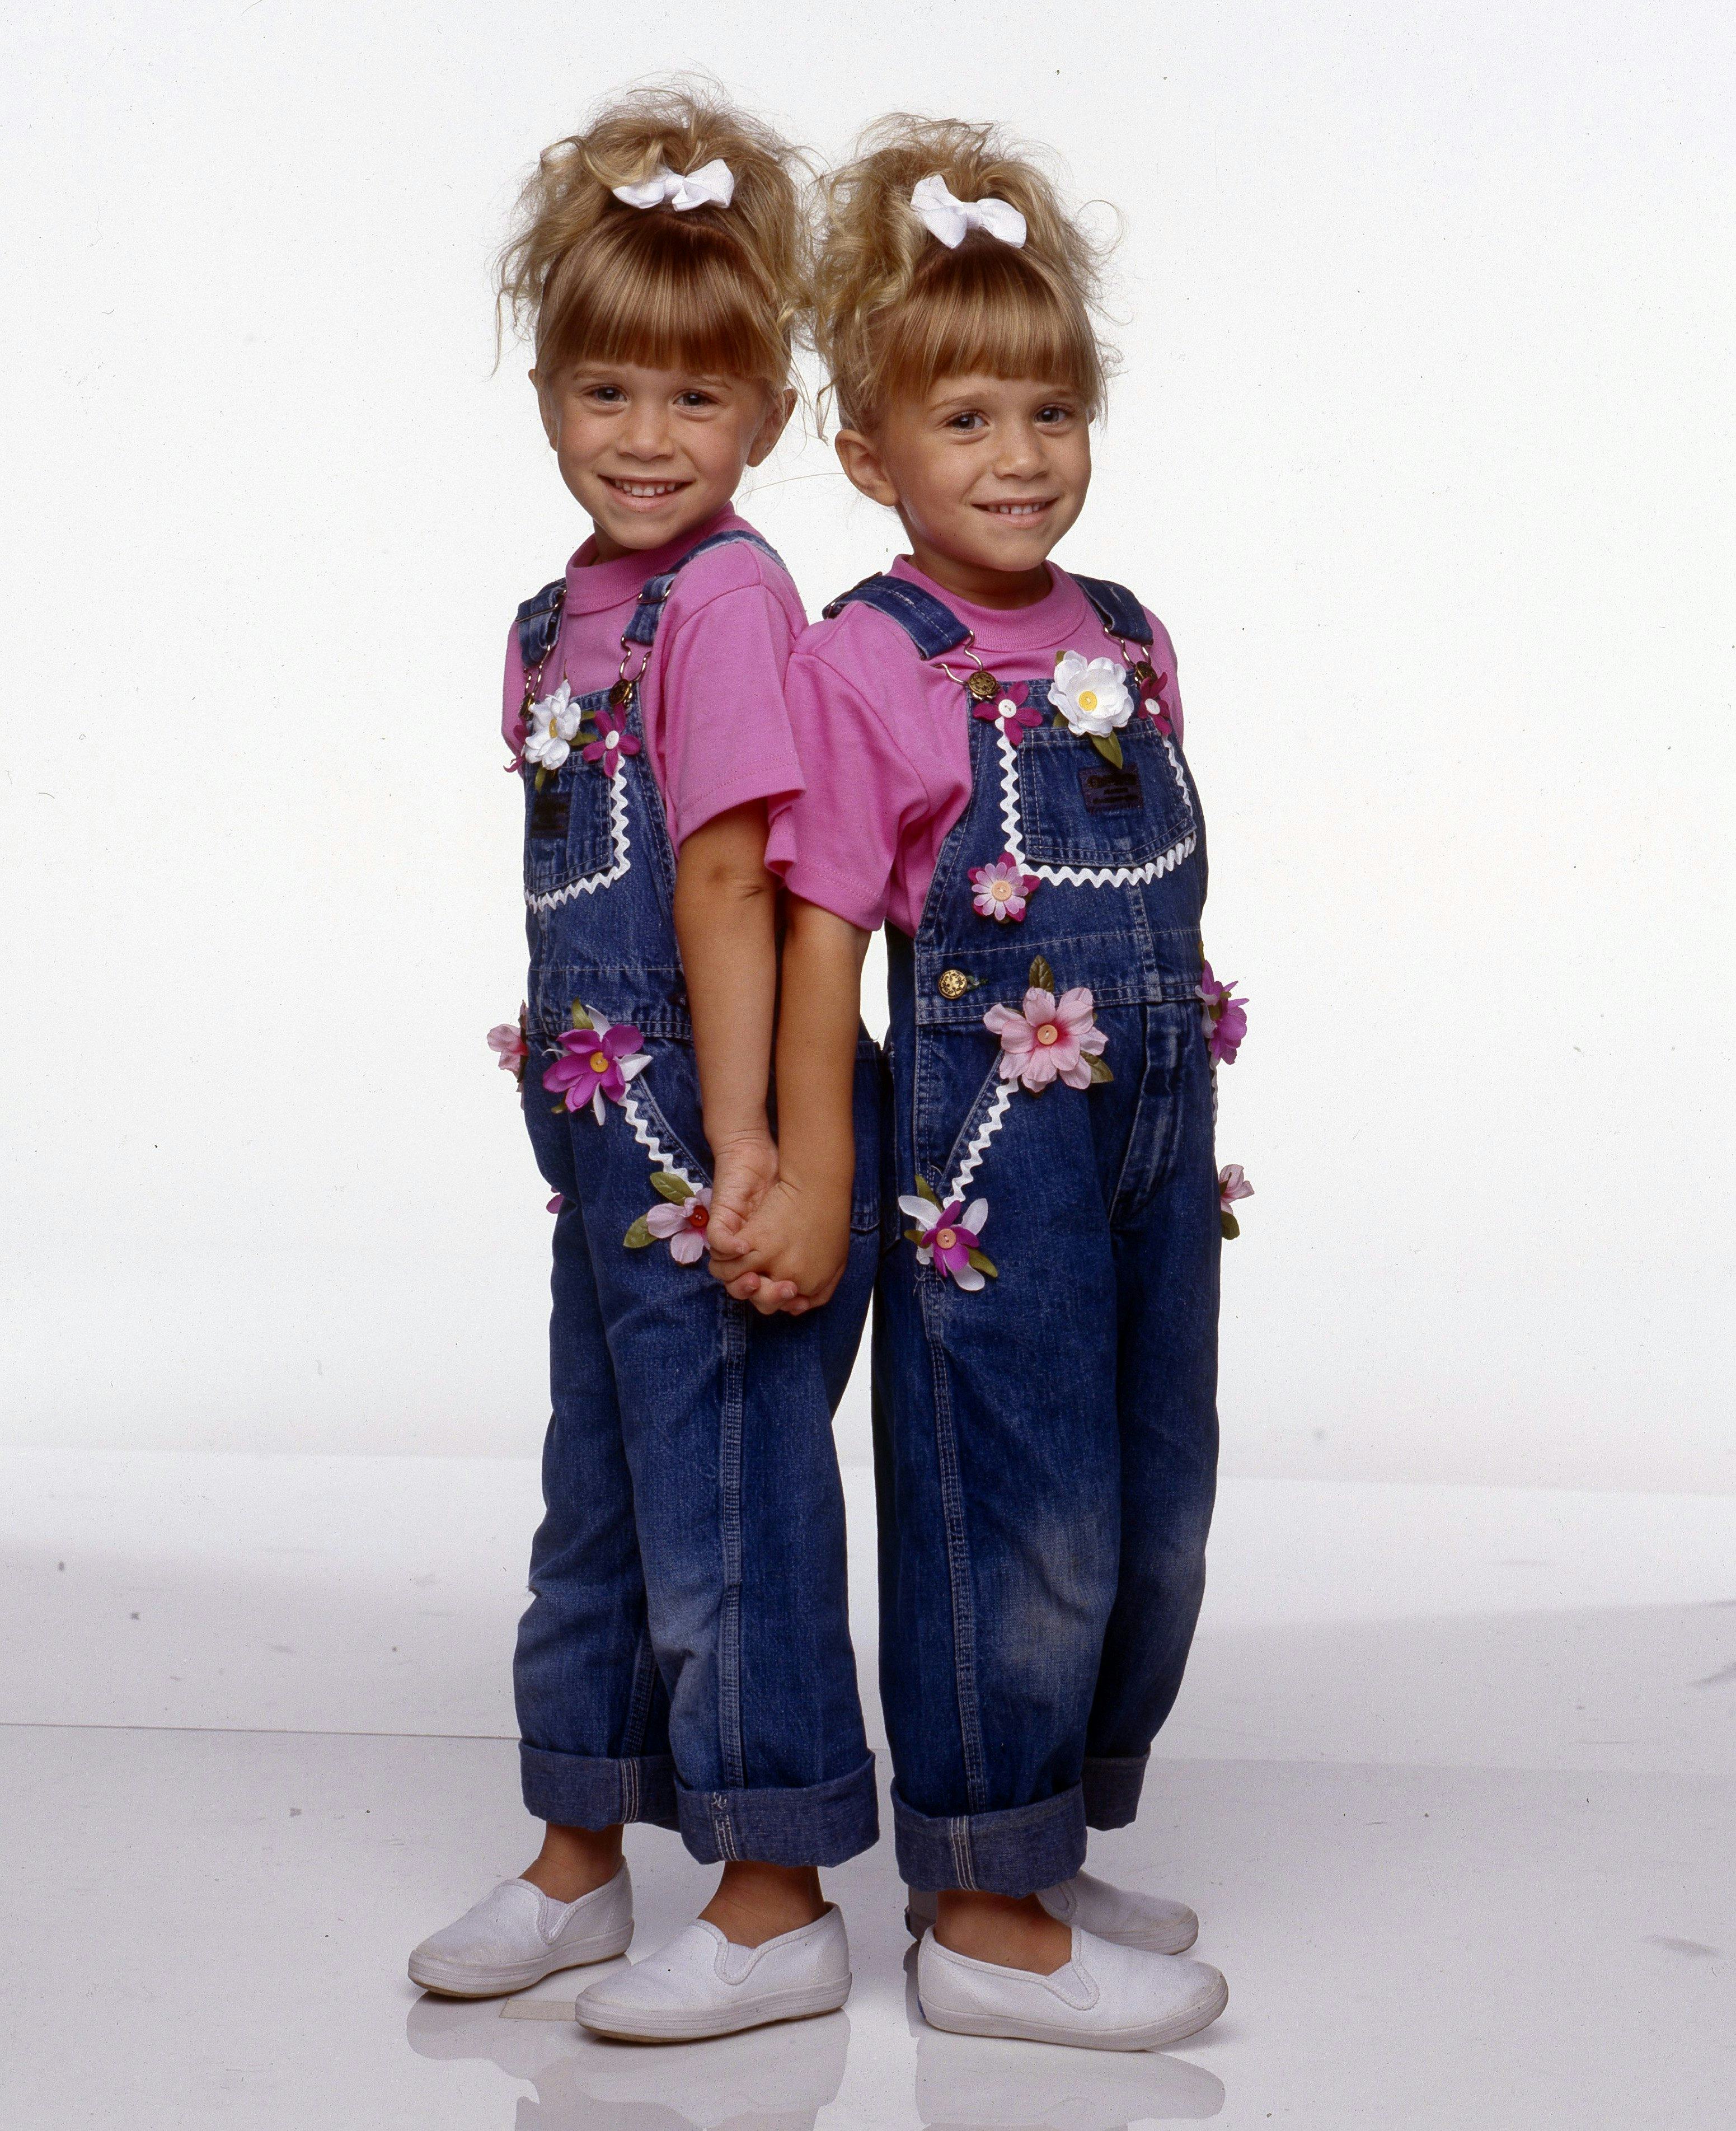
[569,1000,595,1032]
[904,1227,926,1247]
[1028,954,1056,994]
[914,1177,941,1206]
[1220,1210,1241,1240]
[622,1214,655,1249]
[534,766,548,791]
[1087,1053,1115,1084]
[967,1248,999,1278]
[1090,729,1124,769]
[650,1171,692,1204]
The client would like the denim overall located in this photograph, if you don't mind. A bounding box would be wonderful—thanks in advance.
[510,530,880,1867]
[828,571,1220,1894]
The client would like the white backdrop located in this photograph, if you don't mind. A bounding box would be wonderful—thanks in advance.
[2,2,1731,1490]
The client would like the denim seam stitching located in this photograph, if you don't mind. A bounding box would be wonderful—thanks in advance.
[947,1815,977,1890]
[922,1284,989,1813]
[717,1301,748,1791]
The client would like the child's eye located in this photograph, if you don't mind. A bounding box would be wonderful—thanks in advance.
[676,390,718,410]
[1035,403,1075,425]
[587,385,627,406]
[946,411,987,432]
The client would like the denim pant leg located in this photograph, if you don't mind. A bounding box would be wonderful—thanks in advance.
[876,1028,1127,1896]
[1085,1018,1221,1828]
[564,1039,879,1870]
[514,1150,678,1831]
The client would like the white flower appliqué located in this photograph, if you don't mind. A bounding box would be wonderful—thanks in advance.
[523,681,584,773]
[1050,652,1133,738]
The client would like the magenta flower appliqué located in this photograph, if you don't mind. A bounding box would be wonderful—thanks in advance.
[644,1186,713,1263]
[487,1008,529,1081]
[1140,670,1174,734]
[1197,961,1248,1065]
[583,705,640,770]
[972,688,1043,743]
[898,1193,996,1291]
[970,853,1041,924]
[546,1193,565,1215]
[1218,1163,1253,1239]
[984,985,1108,1092]
[543,1014,651,1123]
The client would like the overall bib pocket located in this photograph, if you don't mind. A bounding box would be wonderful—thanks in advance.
[1014,719,1194,873]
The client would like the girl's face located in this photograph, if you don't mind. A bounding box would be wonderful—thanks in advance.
[836,375,1092,606]
[533,360,794,561]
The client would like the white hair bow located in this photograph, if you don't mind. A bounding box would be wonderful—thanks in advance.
[909,173,1027,250]
[611,158,735,212]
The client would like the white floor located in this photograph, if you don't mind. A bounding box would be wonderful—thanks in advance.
[2,1444,1732,2128]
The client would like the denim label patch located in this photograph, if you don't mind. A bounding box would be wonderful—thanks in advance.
[1078,763,1143,813]
[529,787,571,840]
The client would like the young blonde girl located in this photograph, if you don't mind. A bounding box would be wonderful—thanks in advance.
[721,116,1234,2050]
[408,87,880,2042]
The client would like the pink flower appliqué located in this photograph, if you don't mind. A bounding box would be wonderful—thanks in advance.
[582,705,640,769]
[643,1185,713,1264]
[546,1193,565,1215]
[1139,669,1174,734]
[1197,962,1248,1065]
[984,985,1108,1092]
[543,1018,651,1123]
[898,1194,995,1291]
[487,1009,528,1080]
[1218,1163,1253,1239]
[972,689,1043,743]
[969,853,1041,924]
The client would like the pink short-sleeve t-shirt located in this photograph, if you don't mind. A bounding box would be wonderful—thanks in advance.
[502,508,807,850]
[767,555,1182,935]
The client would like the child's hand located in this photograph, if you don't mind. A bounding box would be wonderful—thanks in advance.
[705,1132,804,1312]
[710,1171,852,1317]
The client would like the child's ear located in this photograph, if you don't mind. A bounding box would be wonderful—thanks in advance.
[834,429,899,509]
[747,386,797,468]
[529,368,558,449]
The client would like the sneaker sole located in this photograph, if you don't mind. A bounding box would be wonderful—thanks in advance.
[919,1968,1228,2052]
[575,1974,852,2041]
[902,1907,1200,1956]
[409,1923,634,1998]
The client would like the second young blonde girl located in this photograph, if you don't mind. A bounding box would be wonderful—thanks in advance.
[721,116,1233,2050]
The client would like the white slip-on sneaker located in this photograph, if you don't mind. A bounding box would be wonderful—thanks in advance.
[575,1905,852,2041]
[407,1866,634,1997]
[904,1870,1199,1954]
[917,1924,1227,2052]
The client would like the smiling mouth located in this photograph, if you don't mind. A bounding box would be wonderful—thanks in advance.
[603,477,691,502]
[975,498,1056,522]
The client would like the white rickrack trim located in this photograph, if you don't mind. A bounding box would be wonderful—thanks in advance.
[526,761,632,912]
[620,1088,698,1191]
[946,1079,1014,1202]
[996,727,1197,888]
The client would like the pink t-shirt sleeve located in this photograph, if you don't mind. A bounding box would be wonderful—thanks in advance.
[501,621,527,756]
[653,581,806,847]
[1145,608,1183,744]
[767,649,931,932]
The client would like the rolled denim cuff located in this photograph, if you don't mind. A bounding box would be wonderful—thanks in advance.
[1082,1751,1148,1829]
[675,1755,880,1868]
[519,1744,678,1830]
[892,1781,1087,1896]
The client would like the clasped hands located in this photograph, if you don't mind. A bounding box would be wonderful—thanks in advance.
[703,1134,850,1317]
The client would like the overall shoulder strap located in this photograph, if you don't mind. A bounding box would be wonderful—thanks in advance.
[820,574,972,659]
[515,578,566,669]
[1070,574,1152,645]
[622,527,789,648]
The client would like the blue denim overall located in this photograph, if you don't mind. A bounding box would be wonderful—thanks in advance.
[827,571,1219,1894]
[510,530,880,1867]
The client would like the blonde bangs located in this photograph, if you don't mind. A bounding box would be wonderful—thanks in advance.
[537,214,790,387]
[865,240,1104,422]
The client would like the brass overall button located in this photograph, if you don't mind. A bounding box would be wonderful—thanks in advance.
[964,669,1003,703]
[937,968,983,999]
